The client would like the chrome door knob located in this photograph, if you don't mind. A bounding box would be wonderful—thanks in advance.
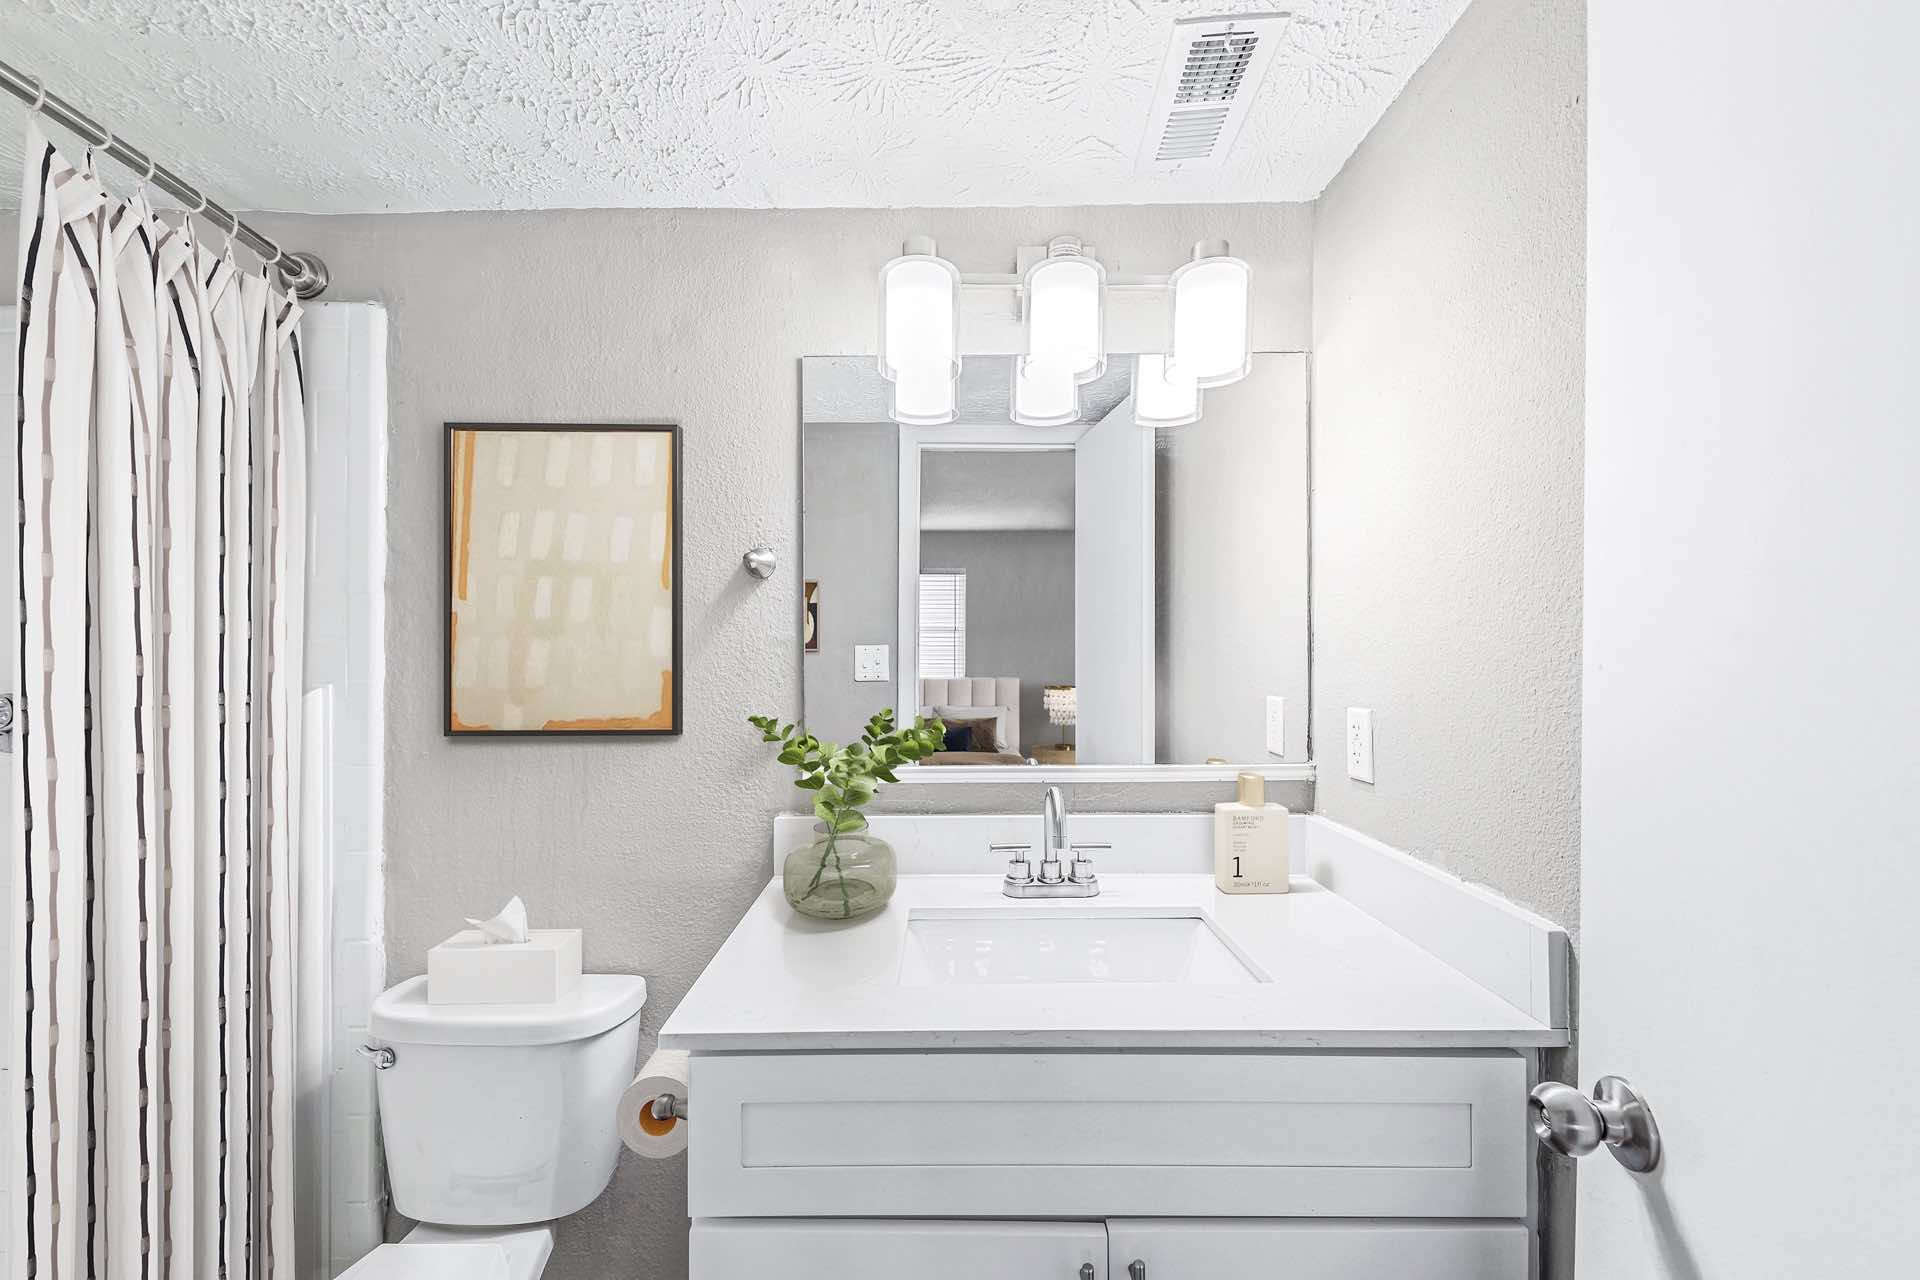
[1530,1075,1661,1172]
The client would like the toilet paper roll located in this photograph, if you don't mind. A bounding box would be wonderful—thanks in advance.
[618,1048,692,1157]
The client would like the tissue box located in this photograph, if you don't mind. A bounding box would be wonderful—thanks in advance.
[427,928,583,1005]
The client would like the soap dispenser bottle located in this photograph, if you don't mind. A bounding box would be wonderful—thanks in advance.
[1215,772,1290,894]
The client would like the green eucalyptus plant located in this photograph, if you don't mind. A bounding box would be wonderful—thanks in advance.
[750,709,945,919]
[749,709,945,831]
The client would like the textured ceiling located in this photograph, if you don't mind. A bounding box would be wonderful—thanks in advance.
[0,0,1470,213]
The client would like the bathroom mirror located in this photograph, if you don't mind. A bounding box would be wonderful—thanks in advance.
[799,353,1309,776]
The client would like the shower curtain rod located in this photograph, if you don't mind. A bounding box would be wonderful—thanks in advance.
[1,59,330,299]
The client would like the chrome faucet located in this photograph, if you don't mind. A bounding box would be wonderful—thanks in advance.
[999,786,1106,898]
[1042,785,1068,880]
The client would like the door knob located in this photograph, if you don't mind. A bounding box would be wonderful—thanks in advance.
[1529,1075,1661,1172]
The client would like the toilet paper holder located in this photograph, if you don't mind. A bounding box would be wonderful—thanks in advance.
[649,1091,688,1121]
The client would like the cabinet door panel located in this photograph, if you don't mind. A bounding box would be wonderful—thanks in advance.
[691,1219,1106,1280]
[692,1052,1525,1219]
[1108,1220,1527,1279]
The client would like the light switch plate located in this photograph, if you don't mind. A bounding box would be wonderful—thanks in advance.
[1346,707,1375,783]
[1265,696,1287,756]
[854,644,890,683]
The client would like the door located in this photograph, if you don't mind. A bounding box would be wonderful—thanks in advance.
[1074,399,1154,762]
[1583,5,1920,1276]
[1108,1220,1526,1279]
[690,1220,1106,1280]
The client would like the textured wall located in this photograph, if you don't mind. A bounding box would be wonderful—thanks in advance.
[1310,0,1583,929]
[243,202,1312,1280]
[0,3,1472,210]
[1309,3,1583,1275]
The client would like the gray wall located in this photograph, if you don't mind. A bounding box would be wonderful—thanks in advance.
[1311,0,1584,930]
[920,530,1074,751]
[238,202,1313,1280]
[799,422,897,744]
[1308,2,1584,1276]
[1157,353,1310,765]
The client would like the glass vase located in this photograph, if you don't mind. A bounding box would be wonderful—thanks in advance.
[783,819,896,921]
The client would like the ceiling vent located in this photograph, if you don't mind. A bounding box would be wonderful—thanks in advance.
[1137,12,1291,172]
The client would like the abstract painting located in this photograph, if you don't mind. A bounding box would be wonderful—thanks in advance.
[446,423,681,735]
[804,580,820,653]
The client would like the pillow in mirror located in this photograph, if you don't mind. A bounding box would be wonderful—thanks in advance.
[938,714,1002,754]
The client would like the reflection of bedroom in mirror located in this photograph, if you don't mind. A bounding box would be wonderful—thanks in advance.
[800,353,1308,771]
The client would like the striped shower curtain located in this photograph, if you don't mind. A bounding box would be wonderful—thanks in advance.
[10,123,306,1277]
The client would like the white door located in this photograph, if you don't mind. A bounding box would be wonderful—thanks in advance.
[1074,399,1154,763]
[1108,1220,1526,1279]
[690,1220,1107,1279]
[1582,5,1920,1276]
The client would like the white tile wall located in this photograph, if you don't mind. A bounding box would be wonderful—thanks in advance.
[301,302,390,1278]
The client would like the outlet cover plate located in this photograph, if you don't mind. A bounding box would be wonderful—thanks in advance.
[1265,695,1287,756]
[854,644,890,683]
[1346,707,1375,783]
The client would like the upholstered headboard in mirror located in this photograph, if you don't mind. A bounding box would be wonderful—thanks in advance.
[919,677,1020,754]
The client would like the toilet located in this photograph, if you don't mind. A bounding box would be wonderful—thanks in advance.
[342,972,649,1278]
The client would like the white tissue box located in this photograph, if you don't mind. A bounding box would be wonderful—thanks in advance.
[427,928,583,1005]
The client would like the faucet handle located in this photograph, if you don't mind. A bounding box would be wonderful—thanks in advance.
[1069,843,1109,885]
[992,842,1034,884]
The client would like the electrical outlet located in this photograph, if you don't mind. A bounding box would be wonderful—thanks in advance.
[853,644,890,683]
[1265,695,1287,756]
[1346,707,1375,783]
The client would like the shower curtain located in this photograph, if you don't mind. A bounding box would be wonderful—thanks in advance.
[11,122,305,1278]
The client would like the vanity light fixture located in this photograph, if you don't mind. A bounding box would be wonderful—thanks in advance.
[1023,236,1107,383]
[878,236,961,425]
[876,234,1251,428]
[1011,356,1081,427]
[1132,354,1203,428]
[1167,239,1253,388]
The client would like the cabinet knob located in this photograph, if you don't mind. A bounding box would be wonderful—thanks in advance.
[1079,1266,1094,1280]
[1129,1263,1147,1280]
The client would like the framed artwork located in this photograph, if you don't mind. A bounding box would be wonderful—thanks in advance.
[804,580,820,653]
[445,422,682,736]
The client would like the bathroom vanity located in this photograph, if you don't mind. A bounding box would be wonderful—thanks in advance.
[661,813,1568,1279]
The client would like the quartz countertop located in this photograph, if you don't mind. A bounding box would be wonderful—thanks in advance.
[658,873,1566,1053]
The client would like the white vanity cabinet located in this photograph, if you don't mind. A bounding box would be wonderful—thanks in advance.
[664,826,1570,1280]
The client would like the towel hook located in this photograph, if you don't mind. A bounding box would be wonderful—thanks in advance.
[742,546,776,580]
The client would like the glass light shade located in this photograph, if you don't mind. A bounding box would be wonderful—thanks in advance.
[1167,252,1252,388]
[890,362,956,426]
[1133,354,1201,428]
[879,250,960,383]
[1011,358,1080,427]
[1044,684,1077,727]
[1023,249,1106,383]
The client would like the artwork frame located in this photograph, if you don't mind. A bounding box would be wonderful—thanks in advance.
[444,421,683,738]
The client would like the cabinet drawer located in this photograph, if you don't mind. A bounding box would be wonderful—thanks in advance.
[690,1219,1106,1280]
[689,1052,1526,1219]
[1110,1219,1528,1279]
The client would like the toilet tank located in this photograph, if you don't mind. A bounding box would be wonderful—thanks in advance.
[369,973,648,1226]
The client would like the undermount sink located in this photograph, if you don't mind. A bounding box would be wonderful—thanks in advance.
[896,909,1266,986]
